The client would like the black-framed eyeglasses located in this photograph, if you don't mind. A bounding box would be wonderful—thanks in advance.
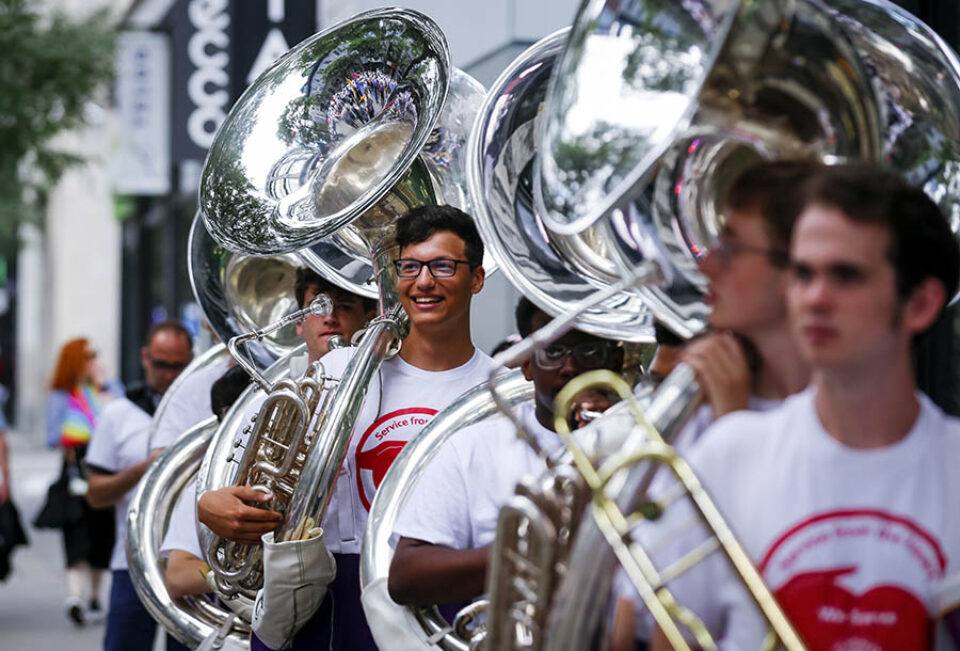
[147,357,189,372]
[394,257,474,278]
[534,341,618,370]
[703,239,789,268]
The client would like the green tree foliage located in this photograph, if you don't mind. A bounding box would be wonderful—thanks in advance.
[0,0,116,252]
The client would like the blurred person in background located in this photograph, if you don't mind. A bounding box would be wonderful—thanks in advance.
[36,337,118,625]
[86,321,193,650]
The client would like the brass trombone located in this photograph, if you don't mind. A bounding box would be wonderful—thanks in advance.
[551,370,805,651]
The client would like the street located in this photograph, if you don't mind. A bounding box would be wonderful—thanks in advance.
[0,433,164,650]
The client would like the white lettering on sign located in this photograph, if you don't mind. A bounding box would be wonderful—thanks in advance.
[186,0,230,149]
[267,0,285,22]
[246,27,291,85]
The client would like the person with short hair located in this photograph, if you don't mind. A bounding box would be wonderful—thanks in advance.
[163,275,372,604]
[85,322,194,651]
[198,205,496,651]
[676,161,817,445]
[387,296,624,607]
[645,163,960,649]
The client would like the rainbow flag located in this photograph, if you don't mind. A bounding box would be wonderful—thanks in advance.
[60,384,103,448]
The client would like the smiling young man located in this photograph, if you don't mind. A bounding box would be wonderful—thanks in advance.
[199,205,495,651]
[645,164,960,650]
[387,297,623,608]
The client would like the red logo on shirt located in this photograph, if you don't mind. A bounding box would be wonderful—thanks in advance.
[355,407,437,510]
[758,510,944,650]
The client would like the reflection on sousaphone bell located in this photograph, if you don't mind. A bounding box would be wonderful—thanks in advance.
[188,213,301,368]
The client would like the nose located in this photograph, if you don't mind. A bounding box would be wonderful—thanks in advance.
[698,247,721,278]
[558,351,580,380]
[794,274,832,312]
[414,264,437,288]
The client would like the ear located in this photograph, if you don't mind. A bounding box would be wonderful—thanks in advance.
[903,277,947,335]
[521,357,533,381]
[471,265,486,295]
[296,321,304,337]
[140,346,149,371]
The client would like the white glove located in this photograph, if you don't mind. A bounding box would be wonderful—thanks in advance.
[250,527,337,650]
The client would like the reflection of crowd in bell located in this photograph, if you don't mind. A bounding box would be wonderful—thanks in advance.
[4,5,960,651]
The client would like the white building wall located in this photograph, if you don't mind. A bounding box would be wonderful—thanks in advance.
[15,0,131,438]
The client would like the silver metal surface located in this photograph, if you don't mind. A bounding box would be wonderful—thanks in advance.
[127,418,250,648]
[297,68,496,299]
[533,0,960,335]
[360,369,534,651]
[467,29,654,342]
[200,8,450,255]
[189,214,303,368]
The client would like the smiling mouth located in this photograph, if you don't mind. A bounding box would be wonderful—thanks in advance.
[412,297,442,305]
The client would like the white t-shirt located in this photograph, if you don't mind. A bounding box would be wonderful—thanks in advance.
[312,346,496,554]
[161,483,202,558]
[671,395,781,452]
[85,397,153,571]
[637,388,960,649]
[394,401,558,549]
[151,358,230,450]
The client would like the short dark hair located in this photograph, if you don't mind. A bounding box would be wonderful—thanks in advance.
[726,160,823,253]
[294,267,376,312]
[395,205,484,268]
[515,296,546,338]
[653,320,685,347]
[210,366,251,420]
[146,320,193,349]
[801,163,960,303]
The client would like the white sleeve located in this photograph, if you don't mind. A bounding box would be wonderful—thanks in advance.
[393,430,476,549]
[85,403,121,472]
[161,484,202,558]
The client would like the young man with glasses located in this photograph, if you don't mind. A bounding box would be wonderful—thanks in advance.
[670,160,816,447]
[199,205,495,651]
[387,296,623,608]
[85,321,194,651]
[645,164,960,649]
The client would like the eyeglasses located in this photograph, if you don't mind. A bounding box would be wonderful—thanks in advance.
[394,258,474,278]
[534,341,618,370]
[704,239,789,268]
[147,357,189,372]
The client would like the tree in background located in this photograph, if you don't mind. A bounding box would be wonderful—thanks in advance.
[0,0,115,253]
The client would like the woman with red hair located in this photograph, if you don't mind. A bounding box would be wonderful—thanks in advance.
[42,338,117,626]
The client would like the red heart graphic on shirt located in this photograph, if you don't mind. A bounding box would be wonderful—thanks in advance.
[775,566,929,650]
[356,440,407,509]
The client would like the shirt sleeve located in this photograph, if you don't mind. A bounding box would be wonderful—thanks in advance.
[152,369,216,450]
[45,391,68,448]
[393,427,478,549]
[85,403,122,472]
[161,485,203,558]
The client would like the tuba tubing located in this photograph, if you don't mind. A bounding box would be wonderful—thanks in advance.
[127,417,250,648]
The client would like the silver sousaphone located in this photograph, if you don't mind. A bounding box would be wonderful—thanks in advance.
[197,6,490,604]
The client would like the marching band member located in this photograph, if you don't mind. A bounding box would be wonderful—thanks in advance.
[672,160,817,448]
[162,271,373,602]
[614,160,821,649]
[387,297,623,606]
[645,163,960,649]
[199,206,496,651]
[85,322,194,651]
